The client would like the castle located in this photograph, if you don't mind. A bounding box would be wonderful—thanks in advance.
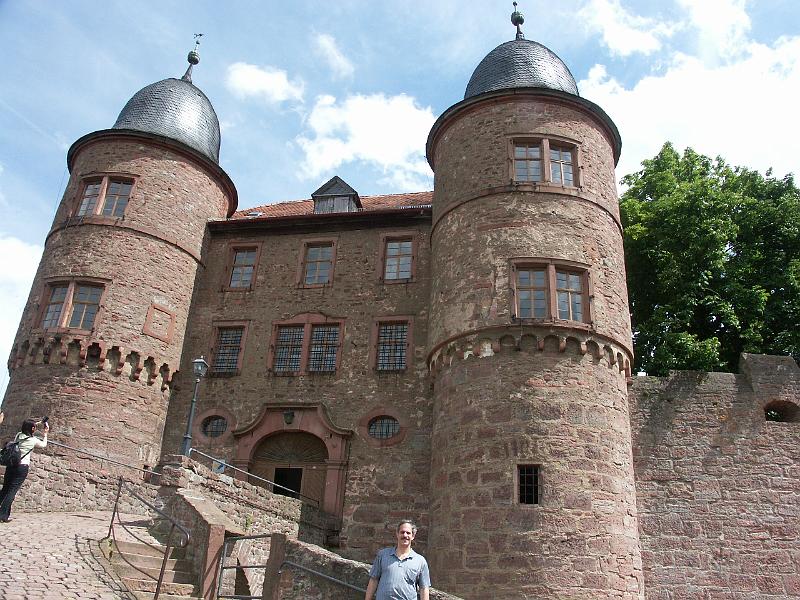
[2,10,799,599]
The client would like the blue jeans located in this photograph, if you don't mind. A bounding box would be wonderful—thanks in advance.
[0,464,29,521]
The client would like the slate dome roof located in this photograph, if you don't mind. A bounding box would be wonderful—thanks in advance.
[464,38,579,99]
[113,77,221,163]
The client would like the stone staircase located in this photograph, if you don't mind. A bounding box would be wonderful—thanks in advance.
[100,525,201,599]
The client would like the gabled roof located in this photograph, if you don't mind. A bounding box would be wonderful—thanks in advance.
[232,191,433,221]
[311,176,359,200]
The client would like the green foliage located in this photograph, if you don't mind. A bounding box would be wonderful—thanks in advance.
[620,143,800,375]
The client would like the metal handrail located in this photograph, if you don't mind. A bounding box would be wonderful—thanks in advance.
[188,448,320,506]
[217,533,273,599]
[47,439,161,478]
[280,560,367,593]
[106,477,192,600]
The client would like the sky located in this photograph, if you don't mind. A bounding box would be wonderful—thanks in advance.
[0,0,798,397]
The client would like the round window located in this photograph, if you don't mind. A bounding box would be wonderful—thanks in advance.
[202,416,228,438]
[368,416,400,439]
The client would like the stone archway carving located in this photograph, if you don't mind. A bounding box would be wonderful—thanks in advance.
[231,403,352,517]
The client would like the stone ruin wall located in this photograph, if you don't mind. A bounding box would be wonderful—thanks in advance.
[629,354,800,598]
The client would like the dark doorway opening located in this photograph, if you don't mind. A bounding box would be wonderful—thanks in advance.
[273,467,302,499]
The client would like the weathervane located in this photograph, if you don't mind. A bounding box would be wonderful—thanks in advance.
[182,33,204,82]
[511,2,525,40]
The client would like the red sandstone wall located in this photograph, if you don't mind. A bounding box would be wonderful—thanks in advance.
[630,354,800,598]
[2,137,230,467]
[162,216,433,562]
[426,93,642,599]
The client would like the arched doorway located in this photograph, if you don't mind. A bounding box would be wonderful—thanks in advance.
[249,431,328,504]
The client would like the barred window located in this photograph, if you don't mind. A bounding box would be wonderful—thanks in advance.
[41,285,69,328]
[67,285,102,329]
[202,416,228,438]
[101,180,132,217]
[308,325,339,372]
[303,244,333,285]
[274,326,305,373]
[514,143,542,182]
[384,239,413,280]
[376,323,408,371]
[77,181,102,216]
[230,249,257,289]
[368,416,400,439]
[212,327,244,373]
[518,465,541,505]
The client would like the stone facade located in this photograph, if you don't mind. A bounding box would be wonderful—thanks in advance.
[630,354,800,599]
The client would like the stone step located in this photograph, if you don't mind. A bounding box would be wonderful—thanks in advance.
[112,539,187,560]
[109,561,195,585]
[110,551,192,572]
[132,592,202,600]
[122,577,197,596]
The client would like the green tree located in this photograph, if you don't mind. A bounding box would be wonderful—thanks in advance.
[620,142,800,375]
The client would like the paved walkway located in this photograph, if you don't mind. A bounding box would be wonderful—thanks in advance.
[0,511,135,600]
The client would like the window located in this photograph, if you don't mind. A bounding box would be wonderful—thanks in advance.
[376,322,409,371]
[270,314,344,375]
[101,181,133,217]
[550,146,574,186]
[512,260,591,324]
[518,465,541,505]
[308,325,339,372]
[383,239,413,280]
[512,138,578,186]
[74,176,134,218]
[299,241,336,287]
[514,143,542,182]
[212,327,245,374]
[202,416,228,438]
[764,401,799,423]
[368,416,401,439]
[39,281,105,331]
[229,248,258,289]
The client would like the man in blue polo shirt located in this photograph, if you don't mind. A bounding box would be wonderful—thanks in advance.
[365,519,430,600]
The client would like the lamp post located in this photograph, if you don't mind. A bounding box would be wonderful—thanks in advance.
[181,356,209,456]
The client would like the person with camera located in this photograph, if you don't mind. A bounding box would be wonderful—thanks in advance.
[0,413,49,523]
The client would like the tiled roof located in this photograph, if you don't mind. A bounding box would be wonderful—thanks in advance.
[232,191,433,220]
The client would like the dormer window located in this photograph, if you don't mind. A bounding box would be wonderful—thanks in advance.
[311,176,361,214]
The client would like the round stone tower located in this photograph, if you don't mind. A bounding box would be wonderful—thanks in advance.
[425,11,643,599]
[1,48,237,468]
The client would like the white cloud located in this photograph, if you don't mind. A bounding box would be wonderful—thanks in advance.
[0,235,43,400]
[580,35,800,183]
[297,93,435,191]
[677,0,750,61]
[314,34,355,79]
[225,62,304,104]
[578,0,677,57]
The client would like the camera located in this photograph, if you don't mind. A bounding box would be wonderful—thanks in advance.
[41,416,49,426]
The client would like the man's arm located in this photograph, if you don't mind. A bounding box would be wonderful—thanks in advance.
[364,576,379,600]
[419,586,429,600]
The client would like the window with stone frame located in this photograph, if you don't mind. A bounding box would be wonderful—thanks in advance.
[270,315,344,375]
[512,138,578,187]
[229,247,259,289]
[383,238,414,281]
[39,281,105,331]
[211,326,246,374]
[512,260,590,324]
[513,142,543,182]
[376,322,409,371]
[75,176,134,218]
[302,242,335,286]
[518,464,541,505]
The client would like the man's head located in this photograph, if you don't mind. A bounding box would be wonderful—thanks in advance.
[395,519,417,549]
